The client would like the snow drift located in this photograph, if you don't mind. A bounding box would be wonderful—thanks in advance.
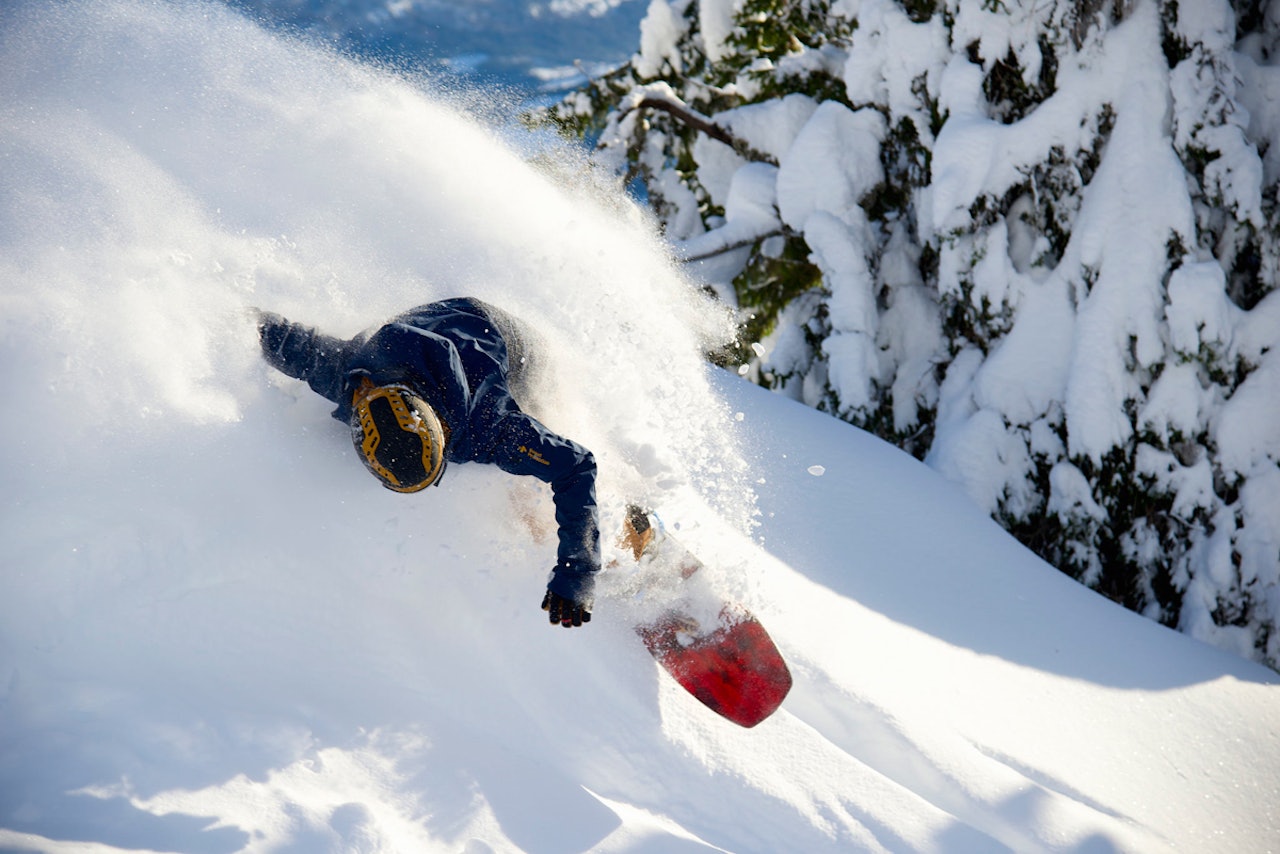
[1,2,1278,852]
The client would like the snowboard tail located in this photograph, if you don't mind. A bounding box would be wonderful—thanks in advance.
[637,607,791,728]
[624,507,791,728]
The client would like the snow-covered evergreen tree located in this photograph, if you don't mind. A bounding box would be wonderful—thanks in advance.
[532,0,1280,670]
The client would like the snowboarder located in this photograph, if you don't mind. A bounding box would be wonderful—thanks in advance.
[254,297,598,628]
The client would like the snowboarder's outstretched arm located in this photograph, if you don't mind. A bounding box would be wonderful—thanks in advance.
[256,311,351,406]
[491,411,599,627]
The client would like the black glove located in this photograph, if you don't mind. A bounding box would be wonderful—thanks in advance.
[541,590,591,628]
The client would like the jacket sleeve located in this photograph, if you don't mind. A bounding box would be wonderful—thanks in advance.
[491,412,600,606]
[257,312,350,407]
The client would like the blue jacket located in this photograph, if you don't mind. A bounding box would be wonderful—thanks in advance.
[258,298,599,605]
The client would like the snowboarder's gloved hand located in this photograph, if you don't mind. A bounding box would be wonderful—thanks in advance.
[541,590,591,628]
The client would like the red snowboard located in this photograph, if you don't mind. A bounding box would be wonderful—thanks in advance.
[622,507,791,728]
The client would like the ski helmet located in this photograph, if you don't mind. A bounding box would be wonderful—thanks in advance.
[350,378,447,492]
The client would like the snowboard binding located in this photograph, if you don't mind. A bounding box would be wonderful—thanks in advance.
[620,504,663,561]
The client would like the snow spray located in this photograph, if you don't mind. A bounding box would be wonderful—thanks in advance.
[0,0,757,540]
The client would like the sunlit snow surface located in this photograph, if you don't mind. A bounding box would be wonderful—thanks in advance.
[1,2,1278,852]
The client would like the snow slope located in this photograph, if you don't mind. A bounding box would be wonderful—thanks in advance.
[1,2,1278,851]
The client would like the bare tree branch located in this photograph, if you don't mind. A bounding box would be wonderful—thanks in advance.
[626,92,778,165]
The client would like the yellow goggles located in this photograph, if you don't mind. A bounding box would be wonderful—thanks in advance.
[351,378,446,492]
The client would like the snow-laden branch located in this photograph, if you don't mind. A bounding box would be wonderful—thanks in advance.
[622,83,778,165]
[676,226,787,263]
[673,160,790,265]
